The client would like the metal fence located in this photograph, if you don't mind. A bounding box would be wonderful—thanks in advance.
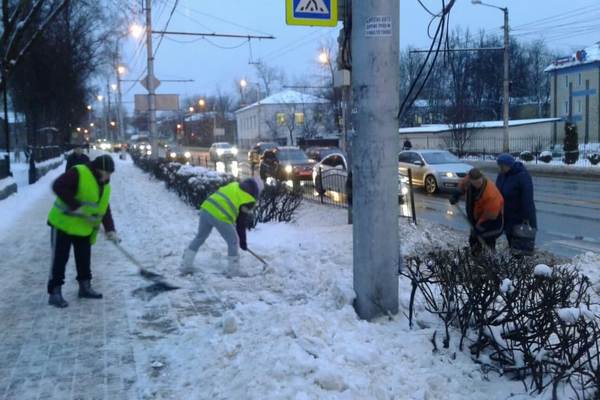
[0,155,9,180]
[30,146,63,162]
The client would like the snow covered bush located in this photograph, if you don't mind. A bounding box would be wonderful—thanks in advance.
[402,249,600,399]
[539,151,552,163]
[519,151,534,162]
[131,154,234,208]
[254,182,303,224]
[588,153,600,166]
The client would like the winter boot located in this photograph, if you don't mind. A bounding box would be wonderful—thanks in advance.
[180,248,198,275]
[226,255,245,278]
[48,286,68,308]
[78,280,103,299]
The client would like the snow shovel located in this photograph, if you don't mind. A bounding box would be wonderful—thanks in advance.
[111,242,179,291]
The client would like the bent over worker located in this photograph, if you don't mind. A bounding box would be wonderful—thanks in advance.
[47,155,120,308]
[450,168,504,254]
[180,177,264,277]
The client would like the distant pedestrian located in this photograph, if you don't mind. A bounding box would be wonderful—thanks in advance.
[450,168,504,255]
[496,154,537,254]
[47,155,120,308]
[403,138,413,151]
[180,178,264,277]
[65,144,90,171]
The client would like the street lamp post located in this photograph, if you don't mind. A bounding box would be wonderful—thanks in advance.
[472,0,510,153]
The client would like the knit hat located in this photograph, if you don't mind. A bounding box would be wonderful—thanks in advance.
[497,153,516,167]
[239,177,264,199]
[468,168,483,180]
[91,155,115,173]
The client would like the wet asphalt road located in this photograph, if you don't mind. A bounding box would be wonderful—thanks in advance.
[411,174,600,258]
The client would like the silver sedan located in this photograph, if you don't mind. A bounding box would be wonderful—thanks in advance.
[398,150,472,194]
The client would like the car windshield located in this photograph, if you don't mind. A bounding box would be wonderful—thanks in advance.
[278,150,309,162]
[422,152,460,165]
[216,143,231,149]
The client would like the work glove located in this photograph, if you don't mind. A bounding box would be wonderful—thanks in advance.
[106,231,121,244]
[449,194,459,205]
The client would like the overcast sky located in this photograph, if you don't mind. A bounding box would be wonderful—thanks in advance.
[118,0,600,110]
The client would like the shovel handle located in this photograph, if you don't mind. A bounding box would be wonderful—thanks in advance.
[246,248,268,266]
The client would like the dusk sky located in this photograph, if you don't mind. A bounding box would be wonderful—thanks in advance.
[118,0,600,111]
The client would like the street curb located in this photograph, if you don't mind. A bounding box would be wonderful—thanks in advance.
[0,181,17,200]
[468,160,600,180]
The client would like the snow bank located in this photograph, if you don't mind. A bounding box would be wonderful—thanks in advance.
[35,155,64,168]
[500,278,513,294]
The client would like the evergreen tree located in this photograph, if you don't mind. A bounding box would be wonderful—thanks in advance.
[563,122,579,164]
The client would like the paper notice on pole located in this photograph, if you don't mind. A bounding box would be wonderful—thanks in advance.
[365,16,392,37]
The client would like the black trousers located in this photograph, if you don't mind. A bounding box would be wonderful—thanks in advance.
[469,215,503,255]
[48,227,92,293]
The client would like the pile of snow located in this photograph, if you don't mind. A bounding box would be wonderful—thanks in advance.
[557,307,596,324]
[35,155,64,168]
[534,264,553,278]
[500,278,513,294]
[175,164,228,181]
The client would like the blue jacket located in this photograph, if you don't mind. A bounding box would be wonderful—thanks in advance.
[496,162,537,229]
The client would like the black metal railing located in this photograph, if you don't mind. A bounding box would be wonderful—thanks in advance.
[30,146,63,162]
[0,155,9,180]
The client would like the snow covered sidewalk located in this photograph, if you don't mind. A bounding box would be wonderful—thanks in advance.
[1,155,598,399]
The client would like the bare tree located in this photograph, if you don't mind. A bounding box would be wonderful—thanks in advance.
[253,61,285,97]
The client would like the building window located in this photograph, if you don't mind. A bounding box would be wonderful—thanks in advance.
[578,73,582,86]
[565,101,569,114]
[276,113,286,125]
[565,76,568,88]
[577,100,582,113]
[294,112,305,125]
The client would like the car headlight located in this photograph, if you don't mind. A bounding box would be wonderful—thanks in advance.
[184,151,191,159]
[146,150,152,156]
[231,147,238,155]
[445,172,455,178]
[146,144,152,150]
[285,165,293,174]
[170,152,177,158]
[401,187,409,195]
[216,149,224,156]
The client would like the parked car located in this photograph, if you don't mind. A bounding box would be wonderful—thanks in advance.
[313,152,407,202]
[259,147,315,183]
[209,142,238,163]
[166,145,192,164]
[305,146,345,163]
[248,142,278,167]
[398,150,472,194]
[312,153,348,194]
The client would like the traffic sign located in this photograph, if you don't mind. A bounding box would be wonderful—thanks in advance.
[141,75,161,91]
[286,0,338,27]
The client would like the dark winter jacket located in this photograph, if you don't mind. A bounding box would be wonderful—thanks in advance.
[495,162,537,230]
[235,203,255,251]
[65,152,90,171]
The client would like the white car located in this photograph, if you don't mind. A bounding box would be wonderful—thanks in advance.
[209,142,238,163]
[313,153,408,201]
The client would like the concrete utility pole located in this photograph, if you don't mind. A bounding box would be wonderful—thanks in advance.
[502,7,510,153]
[351,0,400,320]
[145,0,157,157]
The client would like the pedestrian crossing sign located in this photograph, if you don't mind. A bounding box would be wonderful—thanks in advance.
[286,0,338,27]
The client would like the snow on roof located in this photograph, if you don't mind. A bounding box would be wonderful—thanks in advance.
[235,89,328,113]
[544,42,600,73]
[399,118,561,134]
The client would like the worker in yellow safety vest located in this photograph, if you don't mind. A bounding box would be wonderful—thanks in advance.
[47,155,120,308]
[181,177,264,277]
